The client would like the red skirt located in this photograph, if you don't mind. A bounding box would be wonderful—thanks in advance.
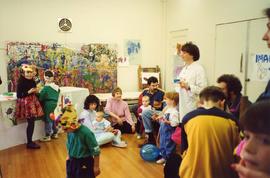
[15,94,44,120]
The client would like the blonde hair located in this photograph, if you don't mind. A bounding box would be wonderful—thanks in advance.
[165,92,179,106]
[96,111,104,118]
[142,95,150,101]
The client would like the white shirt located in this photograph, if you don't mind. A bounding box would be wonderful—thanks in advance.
[178,61,207,122]
[163,107,180,127]
[79,109,96,132]
[92,118,111,134]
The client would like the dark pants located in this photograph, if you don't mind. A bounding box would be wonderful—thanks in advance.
[135,117,144,135]
[26,118,35,143]
[113,121,133,134]
[66,156,95,178]
[164,153,182,178]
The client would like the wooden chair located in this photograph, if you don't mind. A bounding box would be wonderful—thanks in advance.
[138,65,161,91]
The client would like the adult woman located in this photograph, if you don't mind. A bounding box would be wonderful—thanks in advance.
[104,87,135,133]
[178,42,207,122]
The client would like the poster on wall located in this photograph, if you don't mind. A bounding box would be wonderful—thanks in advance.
[6,42,118,93]
[249,53,270,81]
[124,40,142,65]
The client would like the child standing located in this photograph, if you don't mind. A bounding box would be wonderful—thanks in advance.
[93,111,127,148]
[156,92,180,164]
[136,95,152,139]
[232,100,270,178]
[39,70,60,141]
[57,104,101,178]
[15,64,44,149]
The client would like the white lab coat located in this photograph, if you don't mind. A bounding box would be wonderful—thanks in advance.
[178,61,207,122]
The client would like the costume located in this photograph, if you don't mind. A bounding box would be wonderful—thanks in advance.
[159,107,179,159]
[66,125,100,178]
[15,76,44,120]
[39,83,60,136]
[56,105,100,178]
[104,97,134,133]
[178,61,207,122]
[180,107,240,178]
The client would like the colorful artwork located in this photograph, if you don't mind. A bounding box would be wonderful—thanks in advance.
[124,40,142,65]
[6,42,118,93]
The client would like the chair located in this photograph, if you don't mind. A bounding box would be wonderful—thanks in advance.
[137,65,161,91]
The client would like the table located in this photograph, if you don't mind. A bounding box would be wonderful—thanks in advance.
[0,87,89,150]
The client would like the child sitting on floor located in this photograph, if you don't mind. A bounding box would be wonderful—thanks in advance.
[136,95,152,139]
[232,100,270,178]
[93,111,127,148]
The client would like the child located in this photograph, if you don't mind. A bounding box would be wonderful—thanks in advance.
[93,111,127,148]
[156,92,180,164]
[39,70,60,141]
[15,64,44,149]
[56,104,101,178]
[136,95,152,139]
[232,100,270,178]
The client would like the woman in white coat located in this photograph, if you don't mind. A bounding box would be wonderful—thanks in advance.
[178,42,207,122]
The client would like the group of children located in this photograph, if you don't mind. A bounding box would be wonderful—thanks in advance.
[13,62,270,178]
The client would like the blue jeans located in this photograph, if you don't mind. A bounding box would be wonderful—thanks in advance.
[141,110,161,133]
[45,121,58,136]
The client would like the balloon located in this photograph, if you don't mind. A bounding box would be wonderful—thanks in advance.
[140,144,160,162]
[49,113,55,120]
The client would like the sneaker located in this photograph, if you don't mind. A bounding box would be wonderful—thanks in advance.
[26,142,41,149]
[112,141,127,148]
[57,128,64,134]
[51,134,58,139]
[39,136,51,142]
[156,158,166,164]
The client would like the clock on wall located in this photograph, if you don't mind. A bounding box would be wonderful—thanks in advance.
[58,18,72,32]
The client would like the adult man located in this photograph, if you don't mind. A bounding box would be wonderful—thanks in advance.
[138,76,164,145]
[180,86,240,178]
[217,74,243,119]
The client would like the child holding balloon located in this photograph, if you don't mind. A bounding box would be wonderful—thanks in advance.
[39,70,60,142]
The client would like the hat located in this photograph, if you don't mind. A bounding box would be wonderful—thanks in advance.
[21,64,33,72]
[55,104,80,130]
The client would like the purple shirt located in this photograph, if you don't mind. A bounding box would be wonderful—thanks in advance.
[104,97,134,126]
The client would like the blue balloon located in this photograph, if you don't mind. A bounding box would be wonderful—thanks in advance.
[140,144,160,162]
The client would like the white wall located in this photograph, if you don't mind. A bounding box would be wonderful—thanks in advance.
[0,0,165,92]
[166,0,270,85]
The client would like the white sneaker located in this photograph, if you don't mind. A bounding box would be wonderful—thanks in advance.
[156,158,166,164]
[39,136,51,142]
[112,141,127,148]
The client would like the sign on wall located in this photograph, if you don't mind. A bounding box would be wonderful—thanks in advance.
[249,53,270,81]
